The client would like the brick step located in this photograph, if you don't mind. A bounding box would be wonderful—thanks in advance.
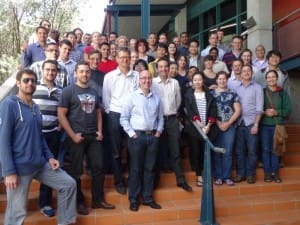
[286,141,300,153]
[1,166,300,195]
[283,152,300,166]
[7,191,300,225]
[285,124,300,134]
[286,133,300,143]
[1,174,299,214]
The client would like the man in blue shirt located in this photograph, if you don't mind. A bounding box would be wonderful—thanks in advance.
[120,70,164,212]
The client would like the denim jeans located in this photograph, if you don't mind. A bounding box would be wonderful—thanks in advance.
[67,134,104,204]
[260,125,279,174]
[127,132,159,203]
[235,124,258,177]
[214,126,236,180]
[39,130,61,208]
[107,111,126,186]
[4,163,76,225]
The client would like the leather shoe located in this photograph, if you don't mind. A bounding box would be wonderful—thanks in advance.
[92,201,115,209]
[129,202,139,211]
[116,184,126,195]
[177,182,193,192]
[232,175,246,183]
[143,201,161,209]
[77,203,89,215]
[247,176,256,184]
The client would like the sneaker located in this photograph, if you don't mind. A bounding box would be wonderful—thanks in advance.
[40,205,55,217]
[272,173,282,183]
[264,173,272,182]
[247,176,256,184]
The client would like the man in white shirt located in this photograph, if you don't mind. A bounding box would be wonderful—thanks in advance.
[102,47,139,195]
[152,58,192,192]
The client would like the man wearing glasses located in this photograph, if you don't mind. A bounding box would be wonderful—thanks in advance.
[0,69,77,225]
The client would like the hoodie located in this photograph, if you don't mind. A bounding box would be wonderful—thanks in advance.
[0,96,53,177]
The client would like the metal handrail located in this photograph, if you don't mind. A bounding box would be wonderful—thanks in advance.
[185,110,225,225]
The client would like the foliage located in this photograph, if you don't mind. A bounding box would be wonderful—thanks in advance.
[0,0,86,84]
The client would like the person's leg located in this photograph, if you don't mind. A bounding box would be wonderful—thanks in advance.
[107,112,124,187]
[142,134,159,203]
[127,135,144,204]
[213,130,223,180]
[260,125,272,176]
[36,163,77,225]
[235,125,246,178]
[245,125,258,177]
[4,174,33,225]
[86,136,105,204]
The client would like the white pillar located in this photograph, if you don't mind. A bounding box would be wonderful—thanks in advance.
[175,6,187,35]
[247,0,273,52]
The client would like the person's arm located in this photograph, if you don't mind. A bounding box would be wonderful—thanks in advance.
[174,80,182,111]
[120,94,136,138]
[155,98,164,137]
[252,85,264,134]
[96,108,103,141]
[102,74,111,113]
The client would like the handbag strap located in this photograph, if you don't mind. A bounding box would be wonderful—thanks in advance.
[265,88,279,124]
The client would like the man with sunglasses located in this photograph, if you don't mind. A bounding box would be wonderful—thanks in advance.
[0,69,77,225]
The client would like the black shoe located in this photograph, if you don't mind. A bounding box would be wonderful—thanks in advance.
[143,201,161,209]
[129,202,139,211]
[272,173,282,183]
[232,175,246,183]
[77,203,89,215]
[177,182,193,192]
[92,201,115,209]
[116,184,126,195]
[264,173,272,182]
[247,176,256,184]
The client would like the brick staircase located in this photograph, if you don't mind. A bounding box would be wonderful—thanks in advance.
[0,125,300,225]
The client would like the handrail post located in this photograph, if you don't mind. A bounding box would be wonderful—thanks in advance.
[199,141,219,225]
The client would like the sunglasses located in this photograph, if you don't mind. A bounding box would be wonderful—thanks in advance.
[22,78,37,84]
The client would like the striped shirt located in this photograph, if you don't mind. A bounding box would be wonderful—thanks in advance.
[33,81,62,133]
[194,92,207,125]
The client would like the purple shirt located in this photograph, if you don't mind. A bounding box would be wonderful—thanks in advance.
[235,80,264,126]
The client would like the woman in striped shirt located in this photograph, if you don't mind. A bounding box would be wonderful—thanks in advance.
[184,71,217,187]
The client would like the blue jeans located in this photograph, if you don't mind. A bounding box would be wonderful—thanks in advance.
[127,132,159,203]
[260,125,279,174]
[214,126,236,180]
[4,163,76,225]
[235,124,258,177]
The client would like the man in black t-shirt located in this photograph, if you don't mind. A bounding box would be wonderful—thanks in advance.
[58,62,115,215]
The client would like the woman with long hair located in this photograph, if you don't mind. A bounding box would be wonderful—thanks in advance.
[203,55,217,90]
[167,42,177,62]
[211,71,241,186]
[184,71,217,187]
[177,55,188,77]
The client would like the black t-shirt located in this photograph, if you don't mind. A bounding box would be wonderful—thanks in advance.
[59,84,100,134]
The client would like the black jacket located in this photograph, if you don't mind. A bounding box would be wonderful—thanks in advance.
[184,88,217,140]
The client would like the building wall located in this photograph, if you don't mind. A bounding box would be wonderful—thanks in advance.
[174,6,187,35]
[272,0,300,22]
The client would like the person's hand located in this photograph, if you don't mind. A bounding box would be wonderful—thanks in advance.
[49,158,60,170]
[96,131,103,141]
[132,134,138,139]
[218,121,230,131]
[250,125,258,135]
[72,133,84,143]
[5,174,18,190]
[154,131,161,138]
[265,108,277,117]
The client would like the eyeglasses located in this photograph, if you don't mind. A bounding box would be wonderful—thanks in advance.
[22,78,37,84]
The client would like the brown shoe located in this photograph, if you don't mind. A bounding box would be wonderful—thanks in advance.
[232,175,246,183]
[92,201,115,209]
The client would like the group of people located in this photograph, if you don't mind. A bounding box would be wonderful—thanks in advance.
[0,19,292,225]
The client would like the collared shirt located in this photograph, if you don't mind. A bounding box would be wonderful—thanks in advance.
[177,45,189,57]
[30,60,69,88]
[120,89,164,137]
[102,67,139,113]
[57,58,77,84]
[252,58,268,71]
[152,77,181,116]
[235,80,264,126]
[33,80,62,133]
[23,42,46,68]
[227,74,242,92]
[70,49,83,63]
[201,45,225,60]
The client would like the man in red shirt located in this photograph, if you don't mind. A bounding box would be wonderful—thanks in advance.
[98,43,118,74]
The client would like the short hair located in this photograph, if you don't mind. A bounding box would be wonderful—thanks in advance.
[209,46,219,54]
[242,64,253,72]
[266,50,282,60]
[203,55,214,62]
[42,59,58,70]
[35,26,48,33]
[75,61,90,72]
[45,42,57,50]
[231,35,243,42]
[169,61,178,67]
[156,57,170,68]
[216,70,228,80]
[16,69,37,81]
[157,42,168,52]
[135,39,149,52]
[88,49,101,58]
[148,32,157,37]
[188,66,199,72]
[66,31,76,38]
[39,19,51,26]
[73,28,83,34]
[240,48,252,58]
[180,32,188,37]
[100,42,110,48]
[109,31,118,37]
[188,39,199,47]
[208,31,218,38]
[232,58,244,66]
[265,69,279,79]
[133,59,149,71]
[117,47,130,57]
[59,39,72,48]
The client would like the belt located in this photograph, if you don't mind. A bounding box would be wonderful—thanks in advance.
[134,130,156,135]
[163,114,177,120]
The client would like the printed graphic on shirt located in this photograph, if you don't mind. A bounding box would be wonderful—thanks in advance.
[78,93,95,114]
